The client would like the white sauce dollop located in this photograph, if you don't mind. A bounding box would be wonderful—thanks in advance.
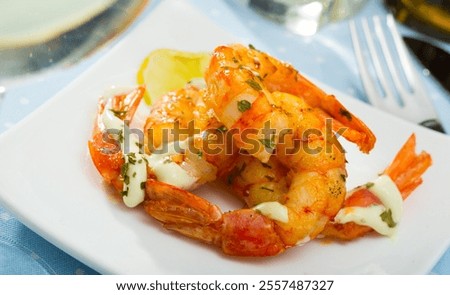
[253,201,289,223]
[146,140,198,190]
[101,96,147,208]
[334,175,403,237]
[100,88,200,207]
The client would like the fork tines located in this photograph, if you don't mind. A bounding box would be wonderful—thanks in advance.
[350,15,438,124]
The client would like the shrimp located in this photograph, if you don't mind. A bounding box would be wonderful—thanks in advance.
[88,83,236,206]
[143,91,348,256]
[143,84,239,183]
[204,44,376,161]
[88,86,146,193]
[88,45,375,256]
[321,133,432,240]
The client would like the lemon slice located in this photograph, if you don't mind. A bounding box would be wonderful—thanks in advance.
[137,49,211,105]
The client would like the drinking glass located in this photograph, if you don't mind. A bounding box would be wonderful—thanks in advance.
[245,0,368,36]
[0,0,149,106]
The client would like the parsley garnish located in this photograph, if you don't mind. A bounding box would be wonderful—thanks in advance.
[365,182,374,189]
[261,162,272,169]
[110,109,127,118]
[260,186,274,192]
[123,174,130,185]
[380,209,397,228]
[118,130,124,143]
[120,162,129,178]
[140,182,146,190]
[245,79,262,91]
[217,125,228,133]
[265,175,275,181]
[259,138,275,150]
[339,108,352,121]
[127,153,137,165]
[237,100,252,112]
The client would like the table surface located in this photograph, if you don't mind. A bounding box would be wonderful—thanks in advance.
[0,0,449,275]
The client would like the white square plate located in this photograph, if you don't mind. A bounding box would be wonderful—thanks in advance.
[1,0,450,274]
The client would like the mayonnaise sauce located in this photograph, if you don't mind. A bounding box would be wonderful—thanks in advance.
[253,201,289,223]
[147,141,197,189]
[334,175,403,237]
[145,140,198,190]
[101,89,201,207]
[101,94,146,208]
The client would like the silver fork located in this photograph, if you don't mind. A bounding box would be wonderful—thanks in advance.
[350,14,444,132]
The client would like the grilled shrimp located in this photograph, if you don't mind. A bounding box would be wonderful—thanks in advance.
[143,84,238,184]
[88,44,430,258]
[204,44,376,162]
[144,91,347,256]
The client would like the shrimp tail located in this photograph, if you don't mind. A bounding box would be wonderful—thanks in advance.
[144,179,285,256]
[88,86,145,192]
[290,74,376,154]
[144,179,222,226]
[383,133,432,199]
[321,133,432,241]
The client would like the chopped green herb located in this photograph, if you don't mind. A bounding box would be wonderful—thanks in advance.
[380,209,397,228]
[261,162,272,169]
[197,151,203,158]
[365,182,374,189]
[248,44,257,50]
[339,108,353,121]
[237,100,252,112]
[245,79,262,91]
[140,182,146,190]
[260,186,274,192]
[121,188,129,197]
[127,153,137,165]
[132,172,137,178]
[123,174,130,185]
[109,109,127,117]
[120,162,129,178]
[265,175,275,181]
[118,130,124,143]
[217,125,228,133]
[259,138,275,150]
